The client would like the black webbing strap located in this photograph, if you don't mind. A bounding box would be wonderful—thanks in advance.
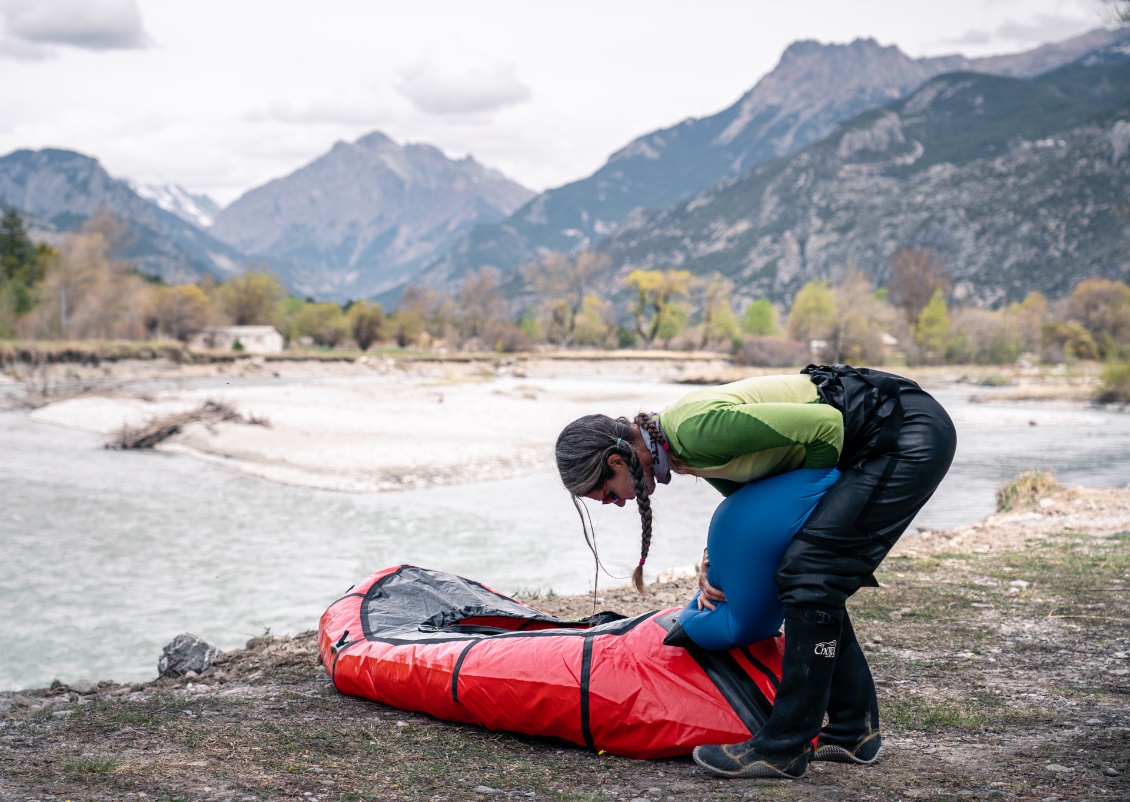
[850,368,904,456]
[802,364,905,458]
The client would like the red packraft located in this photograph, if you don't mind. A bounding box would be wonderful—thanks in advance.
[318,565,784,759]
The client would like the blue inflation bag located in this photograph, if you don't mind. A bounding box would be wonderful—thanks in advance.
[675,467,840,650]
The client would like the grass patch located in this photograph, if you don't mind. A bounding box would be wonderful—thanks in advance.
[996,469,1060,512]
[886,698,987,730]
[74,697,194,733]
[61,757,118,774]
[982,540,1129,608]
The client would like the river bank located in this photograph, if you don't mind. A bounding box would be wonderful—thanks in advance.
[1,355,1117,494]
[1,481,1127,801]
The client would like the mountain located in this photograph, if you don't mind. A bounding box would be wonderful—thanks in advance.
[593,55,1130,308]
[409,27,1130,296]
[128,181,221,229]
[0,149,245,283]
[208,132,536,300]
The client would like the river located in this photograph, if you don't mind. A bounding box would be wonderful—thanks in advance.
[2,385,1128,690]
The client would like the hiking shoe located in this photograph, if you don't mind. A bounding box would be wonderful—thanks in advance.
[813,731,883,764]
[692,741,811,779]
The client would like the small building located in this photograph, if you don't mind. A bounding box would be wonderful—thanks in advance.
[189,326,284,354]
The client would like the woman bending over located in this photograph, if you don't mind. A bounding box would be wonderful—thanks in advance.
[555,364,956,780]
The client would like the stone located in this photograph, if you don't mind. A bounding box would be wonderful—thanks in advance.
[67,678,98,694]
[157,633,224,678]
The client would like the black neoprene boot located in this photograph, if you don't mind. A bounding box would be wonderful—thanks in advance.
[814,611,883,764]
[693,607,843,779]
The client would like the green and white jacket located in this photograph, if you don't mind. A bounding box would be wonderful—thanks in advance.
[657,374,844,496]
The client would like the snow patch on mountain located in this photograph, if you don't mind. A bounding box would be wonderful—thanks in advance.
[129,181,220,229]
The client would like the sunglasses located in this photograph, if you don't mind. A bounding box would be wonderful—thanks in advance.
[601,478,620,505]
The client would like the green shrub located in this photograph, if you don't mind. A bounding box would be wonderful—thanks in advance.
[1095,359,1130,404]
[996,470,1060,512]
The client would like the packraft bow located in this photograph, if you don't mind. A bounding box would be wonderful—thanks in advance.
[318,565,784,759]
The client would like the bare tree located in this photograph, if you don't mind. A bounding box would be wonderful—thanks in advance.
[523,250,609,346]
[827,270,895,364]
[21,221,150,340]
[457,267,507,344]
[1104,0,1130,23]
[887,247,951,327]
[1065,278,1130,358]
[698,273,740,350]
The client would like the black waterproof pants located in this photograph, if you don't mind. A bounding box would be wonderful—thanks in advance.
[775,370,957,610]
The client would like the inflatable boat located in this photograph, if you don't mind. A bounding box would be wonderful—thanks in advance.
[318,564,785,759]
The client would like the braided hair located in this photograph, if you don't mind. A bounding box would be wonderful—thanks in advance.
[555,412,674,595]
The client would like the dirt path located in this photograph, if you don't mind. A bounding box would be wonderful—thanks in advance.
[2,485,1127,801]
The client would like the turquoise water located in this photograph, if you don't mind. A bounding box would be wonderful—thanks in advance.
[2,387,1128,690]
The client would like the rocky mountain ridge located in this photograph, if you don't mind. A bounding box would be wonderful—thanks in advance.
[208,131,535,300]
[593,57,1130,309]
[0,149,244,283]
[406,27,1130,299]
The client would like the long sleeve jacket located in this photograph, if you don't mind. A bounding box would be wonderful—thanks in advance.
[657,374,844,496]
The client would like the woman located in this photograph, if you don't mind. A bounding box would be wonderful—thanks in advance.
[554,364,957,780]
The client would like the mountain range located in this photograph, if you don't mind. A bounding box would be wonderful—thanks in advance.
[0,148,244,283]
[208,131,535,300]
[408,27,1130,298]
[0,26,1127,310]
[595,56,1130,308]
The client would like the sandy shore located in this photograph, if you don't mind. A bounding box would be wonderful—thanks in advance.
[23,356,734,493]
[15,356,1119,494]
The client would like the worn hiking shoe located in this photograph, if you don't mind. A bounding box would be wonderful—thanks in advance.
[692,741,812,779]
[813,731,883,764]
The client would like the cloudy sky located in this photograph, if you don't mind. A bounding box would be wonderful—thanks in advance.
[0,0,1117,206]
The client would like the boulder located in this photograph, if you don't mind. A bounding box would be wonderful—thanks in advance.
[157,633,223,678]
[67,678,98,694]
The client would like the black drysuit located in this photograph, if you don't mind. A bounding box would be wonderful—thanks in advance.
[775,364,957,610]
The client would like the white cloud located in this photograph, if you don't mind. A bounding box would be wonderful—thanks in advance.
[938,10,1099,52]
[0,0,148,58]
[995,14,1097,45]
[397,62,532,116]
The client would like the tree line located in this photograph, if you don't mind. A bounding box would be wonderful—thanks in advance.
[2,209,1129,371]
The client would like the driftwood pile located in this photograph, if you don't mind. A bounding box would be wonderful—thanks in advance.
[107,400,268,449]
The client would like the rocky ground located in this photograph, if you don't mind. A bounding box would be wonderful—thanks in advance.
[2,484,1127,802]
